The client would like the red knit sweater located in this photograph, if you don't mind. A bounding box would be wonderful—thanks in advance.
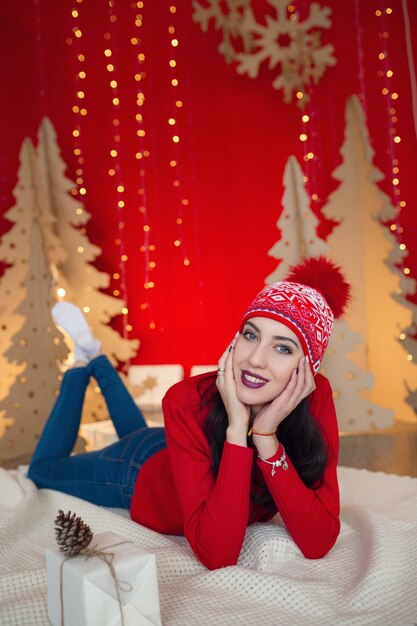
[130,372,340,570]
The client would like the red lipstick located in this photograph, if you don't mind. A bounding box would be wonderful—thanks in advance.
[241,370,268,389]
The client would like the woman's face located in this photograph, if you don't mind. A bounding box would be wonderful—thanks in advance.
[233,316,304,414]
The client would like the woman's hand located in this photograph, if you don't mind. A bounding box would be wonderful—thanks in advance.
[252,355,316,456]
[216,334,249,446]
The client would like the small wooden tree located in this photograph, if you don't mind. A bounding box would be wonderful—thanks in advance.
[266,155,327,284]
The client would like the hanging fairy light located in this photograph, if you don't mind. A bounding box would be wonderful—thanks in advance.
[299,97,321,211]
[33,0,48,116]
[292,1,321,211]
[167,3,191,268]
[376,3,413,362]
[68,2,87,211]
[353,0,369,116]
[103,0,131,340]
[376,6,407,263]
[65,0,91,308]
[129,0,157,331]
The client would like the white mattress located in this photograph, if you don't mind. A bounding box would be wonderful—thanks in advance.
[0,466,416,625]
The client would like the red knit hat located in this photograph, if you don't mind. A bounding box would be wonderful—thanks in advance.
[240,257,350,375]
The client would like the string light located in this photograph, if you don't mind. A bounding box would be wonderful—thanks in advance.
[130,0,157,331]
[299,102,319,208]
[376,5,405,240]
[376,4,414,351]
[167,3,191,268]
[294,3,325,209]
[104,0,132,343]
[68,2,87,211]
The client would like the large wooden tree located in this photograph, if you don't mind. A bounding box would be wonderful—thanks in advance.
[36,117,139,420]
[0,154,27,416]
[0,140,68,463]
[322,96,416,424]
[266,153,394,432]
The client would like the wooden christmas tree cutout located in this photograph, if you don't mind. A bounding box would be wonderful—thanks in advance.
[0,139,68,463]
[322,95,416,425]
[266,150,395,431]
[36,117,139,421]
[266,155,327,284]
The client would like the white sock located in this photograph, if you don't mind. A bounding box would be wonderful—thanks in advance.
[73,343,89,364]
[52,302,101,359]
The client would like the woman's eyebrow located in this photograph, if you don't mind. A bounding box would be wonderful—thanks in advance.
[244,321,300,349]
[273,335,299,349]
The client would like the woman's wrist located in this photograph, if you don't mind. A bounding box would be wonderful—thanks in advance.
[226,424,249,447]
[252,434,279,459]
[247,427,277,437]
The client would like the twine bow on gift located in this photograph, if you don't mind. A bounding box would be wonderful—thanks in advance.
[54,510,133,626]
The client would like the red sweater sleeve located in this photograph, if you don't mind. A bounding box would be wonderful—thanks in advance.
[257,373,340,559]
[163,377,254,570]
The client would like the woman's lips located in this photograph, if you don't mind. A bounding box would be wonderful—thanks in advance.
[241,370,268,389]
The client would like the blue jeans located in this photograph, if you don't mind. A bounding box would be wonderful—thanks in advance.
[28,355,166,509]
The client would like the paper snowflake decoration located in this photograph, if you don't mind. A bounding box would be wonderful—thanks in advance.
[193,0,336,107]
[192,0,252,63]
[235,0,336,106]
[131,375,159,398]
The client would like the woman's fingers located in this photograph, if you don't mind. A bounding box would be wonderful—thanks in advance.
[270,355,313,413]
[264,369,297,421]
[225,334,239,375]
[217,346,229,372]
[254,354,317,431]
[304,356,316,393]
[300,355,316,395]
[217,334,239,373]
[216,333,250,429]
[291,355,315,405]
[216,333,240,392]
[216,347,229,383]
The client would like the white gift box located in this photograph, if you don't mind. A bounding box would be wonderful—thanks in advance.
[128,364,184,411]
[80,415,164,452]
[190,365,217,376]
[80,420,119,451]
[46,531,162,626]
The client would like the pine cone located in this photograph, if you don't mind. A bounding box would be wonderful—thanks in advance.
[54,509,93,556]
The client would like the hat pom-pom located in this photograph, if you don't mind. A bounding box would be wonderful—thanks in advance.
[285,256,350,319]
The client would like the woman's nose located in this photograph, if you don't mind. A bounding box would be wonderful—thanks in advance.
[247,342,267,368]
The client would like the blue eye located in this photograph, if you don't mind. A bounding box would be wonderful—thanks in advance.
[276,344,292,354]
[243,330,257,341]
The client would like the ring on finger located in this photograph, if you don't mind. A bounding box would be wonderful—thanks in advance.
[217,367,225,375]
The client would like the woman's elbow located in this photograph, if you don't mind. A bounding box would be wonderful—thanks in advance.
[204,558,238,570]
[300,528,339,560]
[301,544,333,559]
[192,540,240,570]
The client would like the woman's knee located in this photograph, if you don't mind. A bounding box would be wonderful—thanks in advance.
[28,459,53,487]
[27,462,42,485]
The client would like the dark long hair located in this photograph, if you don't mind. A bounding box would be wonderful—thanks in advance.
[201,378,328,508]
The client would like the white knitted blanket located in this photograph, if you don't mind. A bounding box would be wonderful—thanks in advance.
[0,466,416,626]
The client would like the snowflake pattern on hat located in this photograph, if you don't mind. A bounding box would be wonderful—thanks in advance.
[241,281,334,374]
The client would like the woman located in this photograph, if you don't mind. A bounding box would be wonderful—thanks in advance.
[29,256,350,570]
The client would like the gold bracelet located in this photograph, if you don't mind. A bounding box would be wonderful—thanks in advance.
[247,427,277,437]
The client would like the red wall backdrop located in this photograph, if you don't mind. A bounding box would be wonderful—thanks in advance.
[0,0,416,375]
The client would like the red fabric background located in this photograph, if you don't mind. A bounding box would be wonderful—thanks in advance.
[0,1,416,374]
